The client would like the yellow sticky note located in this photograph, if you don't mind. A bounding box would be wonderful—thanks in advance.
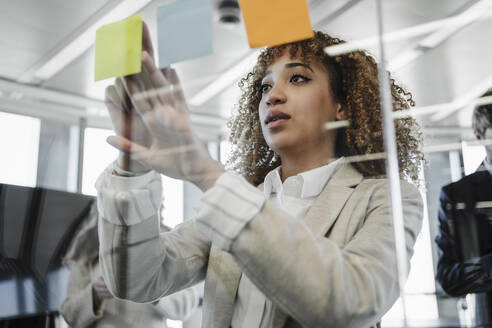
[239,0,314,48]
[95,14,143,81]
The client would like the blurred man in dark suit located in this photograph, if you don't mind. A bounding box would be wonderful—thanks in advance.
[436,90,492,326]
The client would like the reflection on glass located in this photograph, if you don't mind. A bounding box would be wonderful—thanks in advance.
[435,92,492,327]
[0,184,93,321]
[1,1,491,327]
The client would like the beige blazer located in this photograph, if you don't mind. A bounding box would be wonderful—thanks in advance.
[98,163,423,328]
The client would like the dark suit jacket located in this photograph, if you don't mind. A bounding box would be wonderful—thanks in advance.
[436,165,492,296]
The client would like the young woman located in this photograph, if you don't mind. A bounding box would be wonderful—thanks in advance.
[96,27,424,328]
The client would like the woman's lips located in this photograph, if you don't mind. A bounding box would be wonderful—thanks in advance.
[265,110,291,129]
[267,118,289,129]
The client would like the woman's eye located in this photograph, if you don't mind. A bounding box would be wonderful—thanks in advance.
[260,84,271,94]
[290,74,310,83]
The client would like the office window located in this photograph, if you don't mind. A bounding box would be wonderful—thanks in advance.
[462,142,486,175]
[82,127,184,227]
[82,128,118,196]
[382,191,439,325]
[0,112,40,187]
[161,175,184,228]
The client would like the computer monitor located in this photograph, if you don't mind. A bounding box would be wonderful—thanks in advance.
[0,184,94,319]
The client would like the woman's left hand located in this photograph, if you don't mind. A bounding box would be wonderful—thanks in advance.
[106,50,224,191]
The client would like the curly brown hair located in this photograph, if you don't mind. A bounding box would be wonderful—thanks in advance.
[227,31,424,186]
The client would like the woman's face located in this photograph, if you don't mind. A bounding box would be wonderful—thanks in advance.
[258,52,344,157]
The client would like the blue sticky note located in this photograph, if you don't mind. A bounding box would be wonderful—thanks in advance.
[157,0,213,67]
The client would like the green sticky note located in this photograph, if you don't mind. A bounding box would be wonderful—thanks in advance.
[94,14,143,81]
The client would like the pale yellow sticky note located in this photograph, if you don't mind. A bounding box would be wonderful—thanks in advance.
[238,0,314,48]
[95,14,143,81]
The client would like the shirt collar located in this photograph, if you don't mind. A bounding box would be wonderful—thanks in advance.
[263,158,344,199]
[263,166,282,198]
[298,158,344,198]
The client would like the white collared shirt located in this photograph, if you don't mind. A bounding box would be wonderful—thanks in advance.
[263,158,344,220]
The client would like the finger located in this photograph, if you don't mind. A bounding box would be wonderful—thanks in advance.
[153,104,182,130]
[167,68,186,110]
[106,88,152,141]
[105,86,127,117]
[122,76,155,117]
[93,282,105,290]
[106,136,153,162]
[94,277,106,286]
[142,21,154,61]
[140,54,162,106]
[106,136,165,168]
[105,90,124,131]
[95,288,113,299]
[123,51,160,102]
[105,85,122,107]
[142,53,174,106]
[119,80,167,141]
[114,80,141,144]
[115,78,132,113]
[161,67,174,83]
[101,292,113,299]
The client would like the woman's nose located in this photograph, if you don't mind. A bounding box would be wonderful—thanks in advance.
[265,85,287,106]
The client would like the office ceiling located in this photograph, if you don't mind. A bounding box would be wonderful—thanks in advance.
[0,0,491,142]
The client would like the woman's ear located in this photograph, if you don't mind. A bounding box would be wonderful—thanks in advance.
[335,103,346,121]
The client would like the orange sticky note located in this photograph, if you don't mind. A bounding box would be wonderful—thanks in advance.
[239,0,314,48]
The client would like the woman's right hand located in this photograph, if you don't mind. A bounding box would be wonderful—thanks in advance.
[92,276,112,312]
[104,22,224,190]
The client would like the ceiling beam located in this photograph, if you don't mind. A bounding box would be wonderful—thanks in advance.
[392,94,492,121]
[431,76,492,121]
[19,0,159,83]
[314,0,364,30]
[0,97,84,126]
[324,1,492,57]
[0,78,105,109]
[389,0,492,71]
[0,77,227,130]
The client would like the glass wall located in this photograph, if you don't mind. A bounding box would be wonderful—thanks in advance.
[1,0,491,327]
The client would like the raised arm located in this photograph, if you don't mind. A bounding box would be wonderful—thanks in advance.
[97,21,221,303]
[96,167,210,303]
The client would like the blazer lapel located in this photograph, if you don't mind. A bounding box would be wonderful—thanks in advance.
[304,162,363,237]
[272,309,290,328]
